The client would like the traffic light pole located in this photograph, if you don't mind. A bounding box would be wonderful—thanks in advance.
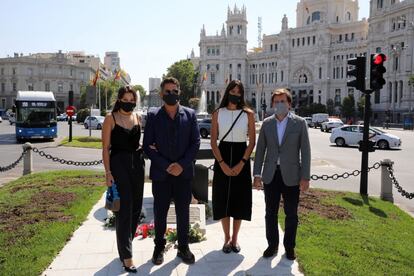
[360,91,372,196]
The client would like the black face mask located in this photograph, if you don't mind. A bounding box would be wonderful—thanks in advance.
[228,94,241,105]
[119,101,136,112]
[163,93,179,106]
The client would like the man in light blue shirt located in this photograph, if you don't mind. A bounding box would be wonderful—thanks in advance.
[253,88,311,261]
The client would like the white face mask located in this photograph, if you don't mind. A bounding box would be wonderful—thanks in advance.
[274,102,289,116]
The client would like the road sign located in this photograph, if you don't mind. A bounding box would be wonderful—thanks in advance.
[66,105,76,117]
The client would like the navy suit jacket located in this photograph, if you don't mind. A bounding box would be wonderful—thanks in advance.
[143,105,200,181]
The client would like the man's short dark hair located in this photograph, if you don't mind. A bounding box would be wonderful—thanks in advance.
[271,88,292,104]
[160,77,180,90]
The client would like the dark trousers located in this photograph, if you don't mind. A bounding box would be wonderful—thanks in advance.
[152,175,192,249]
[111,153,144,261]
[264,168,300,250]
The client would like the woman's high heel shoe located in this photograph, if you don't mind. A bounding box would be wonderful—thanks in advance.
[122,261,137,273]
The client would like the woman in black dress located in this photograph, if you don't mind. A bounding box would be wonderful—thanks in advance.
[102,86,144,273]
[211,80,256,253]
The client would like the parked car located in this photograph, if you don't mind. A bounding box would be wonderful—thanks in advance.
[57,114,68,121]
[303,117,313,127]
[311,113,329,128]
[329,125,401,149]
[84,116,105,129]
[321,118,344,132]
[199,118,211,138]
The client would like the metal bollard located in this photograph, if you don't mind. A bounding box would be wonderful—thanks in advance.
[380,159,394,203]
[22,142,33,175]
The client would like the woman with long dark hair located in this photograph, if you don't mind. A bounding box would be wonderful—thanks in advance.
[210,80,256,253]
[102,86,144,273]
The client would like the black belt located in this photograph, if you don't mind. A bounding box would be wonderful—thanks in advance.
[276,165,281,170]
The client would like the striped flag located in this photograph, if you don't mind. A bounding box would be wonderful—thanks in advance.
[92,68,100,86]
[114,69,121,81]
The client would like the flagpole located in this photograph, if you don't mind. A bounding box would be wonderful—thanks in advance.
[98,82,101,112]
[105,86,107,112]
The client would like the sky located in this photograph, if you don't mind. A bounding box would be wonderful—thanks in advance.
[0,0,369,91]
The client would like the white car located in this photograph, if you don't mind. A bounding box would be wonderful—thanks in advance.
[330,125,401,149]
[321,118,344,132]
[84,116,105,129]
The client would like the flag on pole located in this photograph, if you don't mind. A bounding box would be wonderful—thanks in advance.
[114,69,121,81]
[202,72,207,82]
[92,68,100,86]
[225,74,229,84]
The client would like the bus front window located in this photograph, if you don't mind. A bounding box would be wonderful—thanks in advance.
[18,108,56,124]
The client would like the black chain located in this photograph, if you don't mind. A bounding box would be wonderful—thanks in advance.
[207,162,382,182]
[32,147,103,166]
[310,162,381,181]
[0,149,27,172]
[385,165,414,200]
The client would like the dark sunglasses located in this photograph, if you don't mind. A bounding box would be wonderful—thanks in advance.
[164,89,179,95]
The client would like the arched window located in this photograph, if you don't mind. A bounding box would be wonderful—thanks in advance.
[312,11,321,22]
[346,12,351,21]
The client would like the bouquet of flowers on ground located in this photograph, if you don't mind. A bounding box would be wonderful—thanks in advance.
[135,221,155,239]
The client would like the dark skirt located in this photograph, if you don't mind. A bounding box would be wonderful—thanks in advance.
[212,141,252,221]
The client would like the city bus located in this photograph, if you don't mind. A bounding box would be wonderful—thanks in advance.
[15,91,58,141]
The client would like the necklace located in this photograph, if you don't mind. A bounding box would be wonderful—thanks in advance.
[116,112,135,129]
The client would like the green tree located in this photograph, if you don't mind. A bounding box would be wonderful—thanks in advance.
[357,96,365,119]
[165,59,196,107]
[188,97,200,110]
[79,80,123,112]
[298,103,327,116]
[341,95,356,119]
[326,99,335,115]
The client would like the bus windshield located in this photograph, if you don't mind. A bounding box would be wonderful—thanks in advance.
[17,107,56,124]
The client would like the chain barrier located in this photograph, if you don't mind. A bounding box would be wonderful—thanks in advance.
[2,148,412,200]
[385,164,414,200]
[0,149,27,172]
[32,147,102,166]
[310,162,381,181]
[207,161,382,182]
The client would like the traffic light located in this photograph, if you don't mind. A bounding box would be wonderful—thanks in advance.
[347,56,366,92]
[370,53,386,91]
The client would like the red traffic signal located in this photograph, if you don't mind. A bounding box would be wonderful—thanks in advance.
[373,54,386,65]
[370,53,387,91]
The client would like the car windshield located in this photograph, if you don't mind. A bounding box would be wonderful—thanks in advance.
[370,127,385,134]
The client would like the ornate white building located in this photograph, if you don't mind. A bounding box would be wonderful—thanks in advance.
[368,0,414,123]
[194,0,414,123]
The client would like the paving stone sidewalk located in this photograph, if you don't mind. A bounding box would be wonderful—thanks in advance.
[42,184,303,276]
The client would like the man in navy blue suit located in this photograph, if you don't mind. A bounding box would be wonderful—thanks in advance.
[143,77,200,265]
